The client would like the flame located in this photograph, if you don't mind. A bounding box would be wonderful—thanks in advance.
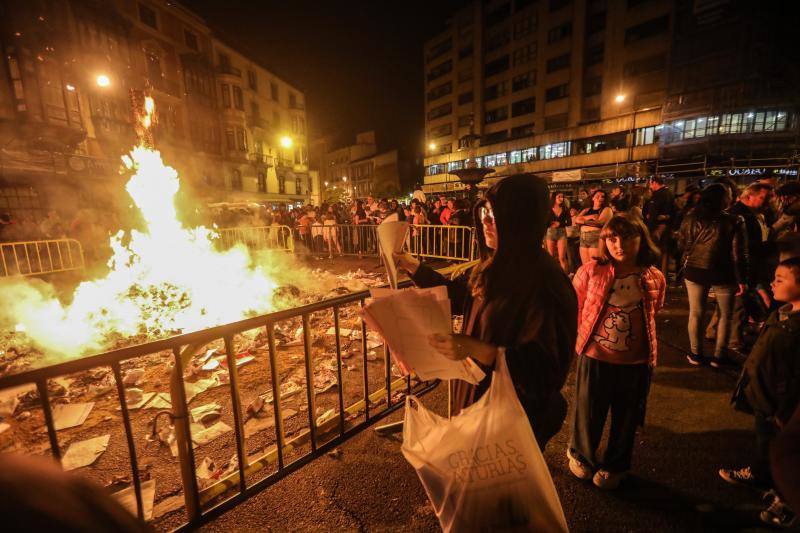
[7,145,278,357]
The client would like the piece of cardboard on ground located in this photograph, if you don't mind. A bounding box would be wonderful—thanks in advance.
[112,478,156,521]
[192,421,232,446]
[62,434,110,471]
[243,408,297,438]
[53,402,94,430]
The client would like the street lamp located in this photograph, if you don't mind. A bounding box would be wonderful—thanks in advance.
[96,74,111,88]
[342,176,347,183]
[428,142,436,151]
[614,93,626,104]
[280,136,293,149]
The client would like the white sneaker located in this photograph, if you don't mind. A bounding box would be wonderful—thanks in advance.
[593,469,626,490]
[566,449,593,480]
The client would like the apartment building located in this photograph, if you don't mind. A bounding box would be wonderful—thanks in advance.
[0,0,311,224]
[310,131,401,200]
[422,0,800,194]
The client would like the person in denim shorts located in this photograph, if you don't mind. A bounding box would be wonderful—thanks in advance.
[546,192,572,272]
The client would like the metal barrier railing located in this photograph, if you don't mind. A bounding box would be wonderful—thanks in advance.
[0,238,85,277]
[216,225,294,253]
[0,281,437,530]
[293,223,476,263]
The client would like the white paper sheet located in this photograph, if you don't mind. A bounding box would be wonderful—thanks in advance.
[377,221,409,289]
[53,402,94,430]
[62,434,110,471]
[112,479,155,521]
[362,287,485,384]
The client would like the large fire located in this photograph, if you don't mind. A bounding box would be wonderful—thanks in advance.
[2,145,279,358]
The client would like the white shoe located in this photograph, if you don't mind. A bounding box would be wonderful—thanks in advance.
[566,449,593,480]
[593,469,626,490]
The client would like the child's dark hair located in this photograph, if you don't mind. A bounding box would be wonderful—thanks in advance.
[599,214,660,266]
[779,256,800,282]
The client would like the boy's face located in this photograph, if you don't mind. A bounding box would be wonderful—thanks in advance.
[771,266,800,304]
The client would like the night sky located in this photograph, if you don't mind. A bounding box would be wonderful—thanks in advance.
[184,0,469,166]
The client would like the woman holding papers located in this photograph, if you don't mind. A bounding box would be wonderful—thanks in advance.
[394,173,578,449]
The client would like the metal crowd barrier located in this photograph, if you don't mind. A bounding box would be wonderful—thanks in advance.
[294,223,476,263]
[0,239,85,277]
[216,225,294,253]
[0,282,437,531]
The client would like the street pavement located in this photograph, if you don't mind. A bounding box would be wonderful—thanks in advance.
[201,281,793,532]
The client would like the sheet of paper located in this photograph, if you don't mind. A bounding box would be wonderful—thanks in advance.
[192,421,232,446]
[112,479,155,521]
[53,402,94,430]
[377,221,409,289]
[362,288,485,384]
[146,392,172,410]
[62,434,110,471]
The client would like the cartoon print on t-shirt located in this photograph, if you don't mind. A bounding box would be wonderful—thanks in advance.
[593,275,641,352]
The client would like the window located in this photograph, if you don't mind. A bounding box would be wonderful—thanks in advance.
[236,127,247,151]
[484,55,510,77]
[426,164,446,176]
[428,102,453,120]
[427,81,452,101]
[258,172,266,193]
[544,113,569,130]
[427,38,452,62]
[483,131,509,144]
[289,92,298,108]
[146,50,162,82]
[539,141,571,159]
[485,29,510,52]
[221,83,231,108]
[583,107,600,121]
[546,53,570,73]
[218,53,231,70]
[270,82,279,101]
[583,76,602,96]
[458,91,473,105]
[458,68,473,83]
[273,110,281,127]
[513,15,536,39]
[138,3,157,29]
[623,53,667,77]
[574,132,627,153]
[250,100,260,118]
[545,83,569,102]
[279,175,286,194]
[510,146,536,162]
[547,22,572,43]
[458,114,473,127]
[585,44,604,66]
[512,97,535,117]
[624,15,669,44]
[511,123,535,138]
[247,70,257,91]
[430,123,452,138]
[459,45,473,60]
[485,3,511,27]
[484,81,507,101]
[447,160,464,172]
[233,86,244,110]
[428,60,453,82]
[635,125,661,145]
[512,71,536,92]
[512,43,537,66]
[231,169,242,190]
[484,105,508,124]
[586,12,606,34]
[184,30,198,51]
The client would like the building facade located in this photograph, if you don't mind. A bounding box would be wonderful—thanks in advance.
[310,131,401,200]
[0,0,311,225]
[422,0,800,196]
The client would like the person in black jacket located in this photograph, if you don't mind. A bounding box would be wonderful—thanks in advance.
[644,176,676,275]
[678,184,748,368]
[394,173,578,449]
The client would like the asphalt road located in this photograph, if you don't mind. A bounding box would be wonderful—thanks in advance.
[201,281,795,533]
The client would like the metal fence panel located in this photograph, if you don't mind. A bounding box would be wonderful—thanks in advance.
[0,239,85,277]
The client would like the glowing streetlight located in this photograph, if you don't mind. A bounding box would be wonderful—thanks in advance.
[428,142,436,150]
[324,181,329,187]
[65,84,76,92]
[96,74,111,88]
[280,136,293,148]
[614,94,625,104]
[342,176,348,182]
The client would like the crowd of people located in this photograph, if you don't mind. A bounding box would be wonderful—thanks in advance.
[393,173,799,529]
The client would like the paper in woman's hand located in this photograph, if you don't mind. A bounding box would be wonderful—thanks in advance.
[362,287,485,384]
[377,221,409,289]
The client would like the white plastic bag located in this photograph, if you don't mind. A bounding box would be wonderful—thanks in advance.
[402,352,568,532]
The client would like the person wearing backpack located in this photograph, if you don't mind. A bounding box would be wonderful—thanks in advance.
[723,257,800,528]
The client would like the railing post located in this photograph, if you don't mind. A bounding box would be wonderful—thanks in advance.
[170,344,202,522]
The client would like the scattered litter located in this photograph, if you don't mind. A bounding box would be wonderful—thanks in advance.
[191,403,222,424]
[327,448,342,460]
[152,494,184,520]
[201,358,220,371]
[193,421,232,446]
[112,479,156,521]
[326,327,360,339]
[146,393,172,410]
[244,408,297,438]
[126,388,146,406]
[0,393,19,418]
[53,402,94,430]
[122,368,145,387]
[196,456,218,489]
[316,408,337,427]
[263,381,303,403]
[0,422,9,435]
[246,396,266,419]
[220,351,255,370]
[184,376,220,403]
[213,369,230,386]
[62,434,110,471]
[199,348,218,362]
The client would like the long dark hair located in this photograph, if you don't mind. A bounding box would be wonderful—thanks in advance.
[470,174,572,345]
[598,215,660,267]
[694,184,729,221]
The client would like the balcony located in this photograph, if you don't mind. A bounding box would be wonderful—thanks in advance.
[216,64,242,77]
[247,152,274,166]
[246,114,270,130]
[150,76,182,98]
[289,101,305,110]
[276,158,294,168]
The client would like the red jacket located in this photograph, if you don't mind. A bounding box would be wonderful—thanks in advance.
[573,260,666,365]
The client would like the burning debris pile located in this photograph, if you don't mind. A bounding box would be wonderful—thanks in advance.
[0,145,386,370]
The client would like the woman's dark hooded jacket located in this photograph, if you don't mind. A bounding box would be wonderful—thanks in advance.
[410,174,578,448]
